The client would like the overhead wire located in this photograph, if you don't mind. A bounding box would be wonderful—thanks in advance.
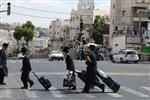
[1,3,144,19]
[11,11,58,19]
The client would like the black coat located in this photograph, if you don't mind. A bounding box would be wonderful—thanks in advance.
[65,55,75,71]
[21,56,31,81]
[21,56,31,73]
[0,49,8,76]
[85,51,97,83]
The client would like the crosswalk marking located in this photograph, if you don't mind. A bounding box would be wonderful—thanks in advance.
[141,86,150,92]
[82,93,96,98]
[75,90,96,98]
[121,86,150,97]
[25,90,38,98]
[8,72,150,76]
[50,87,65,98]
[0,86,150,99]
[0,87,12,98]
[105,88,123,98]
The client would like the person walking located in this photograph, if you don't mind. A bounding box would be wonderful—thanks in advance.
[62,47,76,90]
[0,43,9,85]
[20,47,34,89]
[79,47,85,60]
[82,45,105,93]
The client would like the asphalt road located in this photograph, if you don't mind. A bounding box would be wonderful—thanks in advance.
[0,59,150,100]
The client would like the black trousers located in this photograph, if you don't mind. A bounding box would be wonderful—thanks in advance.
[0,69,4,83]
[21,71,33,88]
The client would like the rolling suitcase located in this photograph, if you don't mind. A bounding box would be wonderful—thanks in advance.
[76,70,86,83]
[32,71,52,91]
[96,70,120,93]
[75,70,99,88]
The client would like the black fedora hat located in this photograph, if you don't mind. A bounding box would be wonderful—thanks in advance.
[21,47,28,54]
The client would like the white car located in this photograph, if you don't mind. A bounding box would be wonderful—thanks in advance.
[112,50,139,63]
[48,50,64,61]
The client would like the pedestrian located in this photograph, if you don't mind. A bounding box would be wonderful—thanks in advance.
[79,47,85,60]
[62,46,76,90]
[82,45,105,93]
[0,43,9,85]
[20,47,34,89]
[137,47,141,61]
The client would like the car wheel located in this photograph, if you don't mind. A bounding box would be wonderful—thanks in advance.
[111,57,115,63]
[120,58,124,63]
[51,58,53,61]
[49,59,51,61]
[134,61,138,63]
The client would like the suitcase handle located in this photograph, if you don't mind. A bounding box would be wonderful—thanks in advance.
[32,71,39,79]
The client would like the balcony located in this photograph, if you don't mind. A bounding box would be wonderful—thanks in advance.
[132,7,150,21]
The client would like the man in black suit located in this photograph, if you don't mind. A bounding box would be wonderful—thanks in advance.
[0,43,9,85]
[20,47,34,89]
[82,45,105,93]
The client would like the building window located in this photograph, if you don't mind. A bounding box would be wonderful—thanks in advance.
[112,4,115,9]
[136,0,149,3]
[122,10,126,16]
[112,19,115,25]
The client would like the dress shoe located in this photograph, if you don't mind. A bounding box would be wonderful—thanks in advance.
[20,87,28,89]
[30,82,34,88]
[0,83,6,85]
[101,84,105,93]
[71,86,76,90]
[81,90,89,93]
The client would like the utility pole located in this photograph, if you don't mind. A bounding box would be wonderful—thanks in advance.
[79,15,83,46]
[138,11,142,37]
[0,2,11,15]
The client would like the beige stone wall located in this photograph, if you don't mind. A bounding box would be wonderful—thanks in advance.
[110,0,150,47]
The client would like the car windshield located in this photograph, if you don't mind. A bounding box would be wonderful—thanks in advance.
[51,50,61,54]
[126,51,136,55]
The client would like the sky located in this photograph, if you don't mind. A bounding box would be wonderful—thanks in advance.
[0,0,110,28]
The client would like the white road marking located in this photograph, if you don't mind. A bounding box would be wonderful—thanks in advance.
[50,87,65,98]
[0,88,12,98]
[141,86,150,92]
[25,90,38,98]
[0,87,2,99]
[105,88,123,97]
[75,90,96,98]
[82,93,96,98]
[121,86,150,97]
[9,72,150,76]
[10,60,16,63]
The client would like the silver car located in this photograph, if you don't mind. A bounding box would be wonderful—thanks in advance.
[48,50,64,61]
[112,50,139,63]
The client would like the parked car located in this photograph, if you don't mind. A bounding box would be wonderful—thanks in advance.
[17,53,24,59]
[48,50,64,61]
[112,49,139,63]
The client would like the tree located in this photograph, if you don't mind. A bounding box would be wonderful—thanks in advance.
[92,16,108,46]
[22,21,35,47]
[13,25,23,46]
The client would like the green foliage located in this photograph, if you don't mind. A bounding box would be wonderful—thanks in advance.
[22,21,35,46]
[13,21,35,47]
[13,25,23,42]
[92,16,109,45]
